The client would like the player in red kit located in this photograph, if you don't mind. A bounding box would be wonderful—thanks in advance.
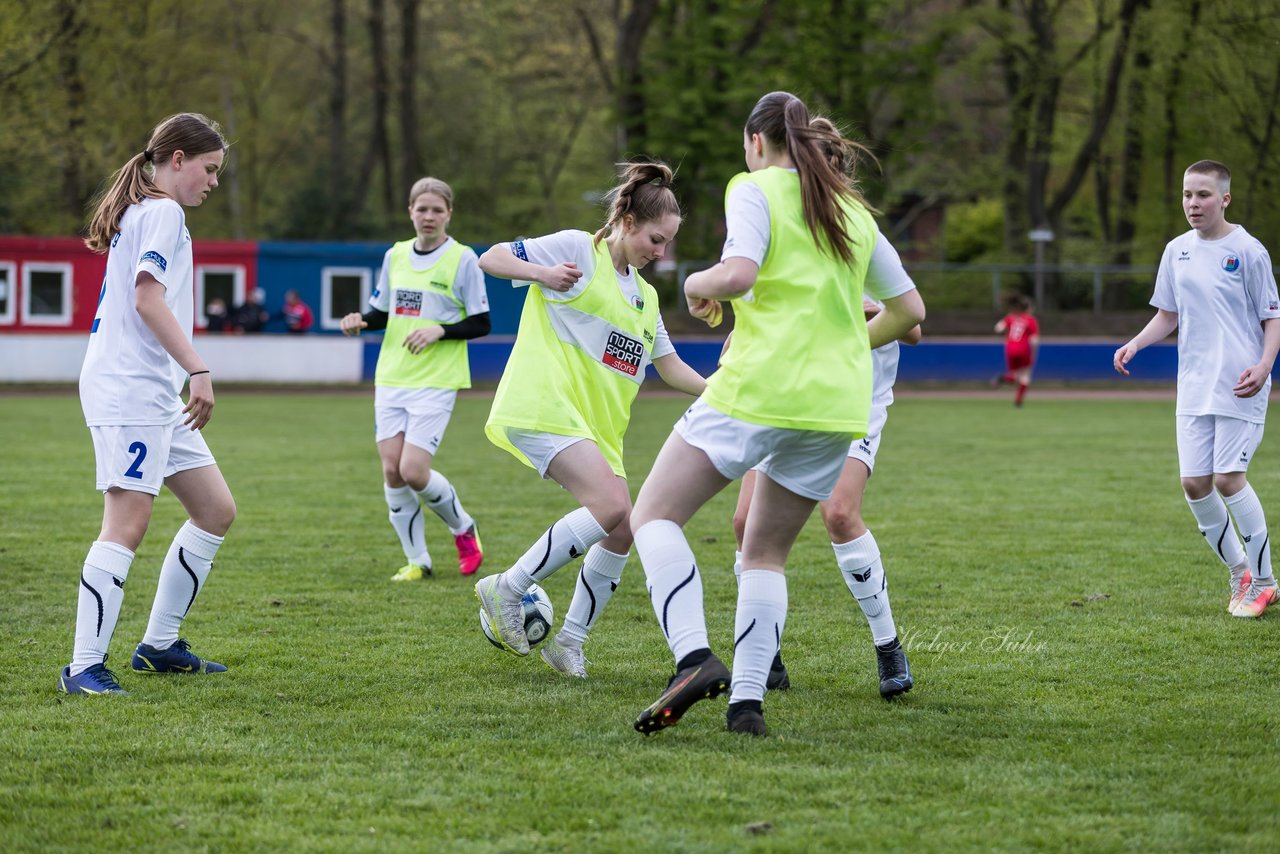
[994,293,1039,407]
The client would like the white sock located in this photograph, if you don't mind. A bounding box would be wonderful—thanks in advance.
[729,569,787,704]
[733,550,743,583]
[1224,485,1273,580]
[141,522,223,649]
[634,519,709,664]
[385,484,430,567]
[1186,491,1247,571]
[506,507,607,595]
[71,541,134,675]
[416,470,474,535]
[559,545,628,646]
[834,531,897,645]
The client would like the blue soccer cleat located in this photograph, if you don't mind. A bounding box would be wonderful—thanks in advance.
[132,638,227,674]
[59,660,128,695]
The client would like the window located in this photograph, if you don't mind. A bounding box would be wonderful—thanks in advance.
[23,262,72,326]
[321,267,371,330]
[196,265,245,329]
[0,262,14,324]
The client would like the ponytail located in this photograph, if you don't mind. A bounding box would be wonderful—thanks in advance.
[85,113,228,253]
[745,92,876,265]
[594,159,682,246]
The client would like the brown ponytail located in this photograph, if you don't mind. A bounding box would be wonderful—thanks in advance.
[593,159,682,246]
[85,113,228,253]
[745,92,875,265]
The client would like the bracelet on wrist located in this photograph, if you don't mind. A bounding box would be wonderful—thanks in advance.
[189,370,210,377]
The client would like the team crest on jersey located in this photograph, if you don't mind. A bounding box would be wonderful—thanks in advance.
[1222,255,1240,272]
[602,330,644,376]
[140,250,167,272]
[631,295,645,311]
[395,290,424,316]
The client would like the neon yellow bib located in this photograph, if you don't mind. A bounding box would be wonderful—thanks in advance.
[486,237,659,478]
[703,167,878,433]
[375,239,471,389]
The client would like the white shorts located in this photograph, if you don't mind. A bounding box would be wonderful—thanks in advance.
[374,386,457,454]
[847,403,888,473]
[674,398,852,501]
[1176,414,1265,476]
[503,428,586,478]
[90,419,215,496]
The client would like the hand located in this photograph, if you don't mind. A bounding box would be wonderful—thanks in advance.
[1113,343,1138,376]
[541,262,582,292]
[184,373,214,430]
[339,312,367,336]
[688,296,723,328]
[403,325,445,354]
[1234,363,1272,398]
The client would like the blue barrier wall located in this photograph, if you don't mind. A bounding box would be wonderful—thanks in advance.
[361,339,1184,384]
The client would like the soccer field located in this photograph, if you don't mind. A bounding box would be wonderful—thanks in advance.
[1,391,1277,851]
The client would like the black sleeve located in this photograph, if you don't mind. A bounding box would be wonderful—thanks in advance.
[438,312,491,341]
[361,308,389,331]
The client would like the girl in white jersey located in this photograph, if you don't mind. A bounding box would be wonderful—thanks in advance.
[731,298,921,700]
[340,178,489,581]
[474,161,707,679]
[1115,159,1280,619]
[629,92,925,737]
[60,113,234,696]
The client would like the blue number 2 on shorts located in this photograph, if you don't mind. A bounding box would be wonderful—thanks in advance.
[124,441,147,479]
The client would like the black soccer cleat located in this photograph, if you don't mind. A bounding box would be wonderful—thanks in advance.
[726,701,768,737]
[876,637,913,699]
[765,652,791,692]
[634,653,731,735]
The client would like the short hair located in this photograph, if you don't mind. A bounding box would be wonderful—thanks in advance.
[1185,160,1231,192]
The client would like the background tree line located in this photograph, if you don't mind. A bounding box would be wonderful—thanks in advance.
[3,0,1280,277]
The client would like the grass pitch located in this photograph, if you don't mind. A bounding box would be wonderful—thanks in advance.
[1,391,1278,852]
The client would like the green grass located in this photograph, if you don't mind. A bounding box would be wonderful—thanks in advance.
[2,391,1278,852]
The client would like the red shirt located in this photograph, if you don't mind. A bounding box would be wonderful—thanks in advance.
[1002,312,1038,352]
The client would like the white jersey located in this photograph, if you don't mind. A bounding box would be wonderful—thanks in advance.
[721,177,917,303]
[369,236,489,318]
[80,198,194,426]
[500,229,676,359]
[1151,225,1280,424]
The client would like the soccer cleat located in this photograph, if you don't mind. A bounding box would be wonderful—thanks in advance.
[391,562,432,582]
[59,660,127,695]
[475,574,529,655]
[1229,566,1253,613]
[1230,576,1278,618]
[766,653,791,691]
[876,638,913,699]
[726,701,768,736]
[634,653,731,734]
[132,638,227,674]
[455,525,484,576]
[540,637,589,678]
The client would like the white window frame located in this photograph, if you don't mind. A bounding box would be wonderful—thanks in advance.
[195,264,246,328]
[22,262,73,326]
[0,261,15,325]
[321,266,372,331]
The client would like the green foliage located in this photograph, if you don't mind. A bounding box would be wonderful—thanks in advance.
[944,198,1004,262]
[2,391,1280,849]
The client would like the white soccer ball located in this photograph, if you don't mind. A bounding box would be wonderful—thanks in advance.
[479,582,554,650]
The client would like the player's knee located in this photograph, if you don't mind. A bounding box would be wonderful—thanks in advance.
[1215,472,1247,497]
[382,464,405,487]
[594,500,629,535]
[205,496,237,536]
[820,499,862,543]
[398,461,430,492]
[1181,476,1213,500]
[730,510,748,548]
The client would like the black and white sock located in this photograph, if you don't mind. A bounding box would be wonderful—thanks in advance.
[729,569,787,704]
[70,541,134,675]
[1186,491,1247,572]
[834,531,897,646]
[634,519,709,665]
[1224,485,1273,581]
[416,470,474,535]
[505,507,606,596]
[141,522,223,650]
[559,545,628,646]
[385,483,430,568]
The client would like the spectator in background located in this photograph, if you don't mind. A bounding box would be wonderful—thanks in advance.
[281,289,313,334]
[204,298,229,333]
[232,287,268,333]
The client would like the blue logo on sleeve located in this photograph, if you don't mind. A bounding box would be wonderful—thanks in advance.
[140,250,168,272]
[512,240,528,262]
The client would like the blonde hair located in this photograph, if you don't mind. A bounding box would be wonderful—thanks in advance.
[84,113,227,253]
[408,177,453,208]
[593,160,681,246]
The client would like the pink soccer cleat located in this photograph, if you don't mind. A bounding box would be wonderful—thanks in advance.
[455,525,484,576]
[1231,577,1278,618]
